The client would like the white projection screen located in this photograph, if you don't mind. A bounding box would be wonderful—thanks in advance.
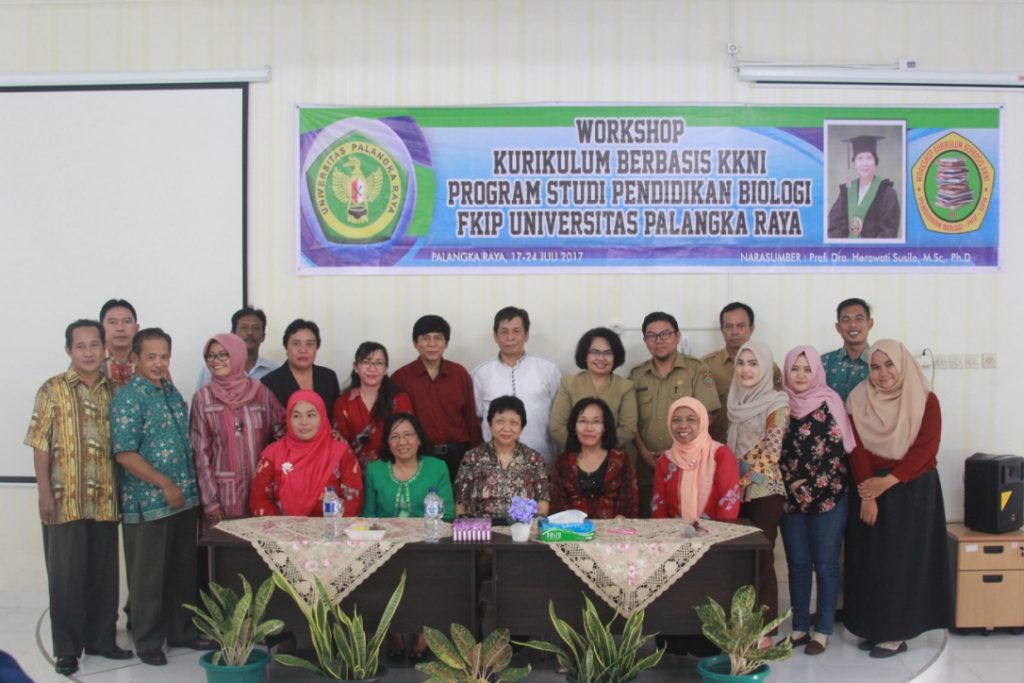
[0,84,247,481]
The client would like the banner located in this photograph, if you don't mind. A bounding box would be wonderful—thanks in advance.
[296,105,1000,273]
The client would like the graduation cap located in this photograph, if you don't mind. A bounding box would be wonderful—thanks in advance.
[844,135,884,162]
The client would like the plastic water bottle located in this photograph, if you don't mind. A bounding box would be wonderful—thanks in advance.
[423,487,443,542]
[323,486,341,539]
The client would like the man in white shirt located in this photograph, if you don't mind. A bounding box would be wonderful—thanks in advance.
[472,306,562,466]
[196,306,278,389]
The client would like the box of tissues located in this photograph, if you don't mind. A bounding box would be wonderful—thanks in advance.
[539,509,595,542]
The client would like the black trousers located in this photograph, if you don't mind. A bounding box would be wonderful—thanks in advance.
[42,520,120,658]
[741,494,785,627]
[122,508,199,651]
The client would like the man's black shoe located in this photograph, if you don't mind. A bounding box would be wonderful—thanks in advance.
[138,648,167,666]
[54,656,79,676]
[84,645,134,659]
[168,636,218,651]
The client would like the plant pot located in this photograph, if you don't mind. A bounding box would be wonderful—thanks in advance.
[697,655,771,682]
[510,522,531,542]
[199,648,270,683]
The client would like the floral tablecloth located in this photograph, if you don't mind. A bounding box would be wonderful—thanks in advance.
[216,516,445,604]
[543,519,759,616]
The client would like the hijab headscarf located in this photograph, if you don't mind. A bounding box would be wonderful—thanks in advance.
[205,333,261,409]
[846,339,930,460]
[665,397,719,523]
[782,345,857,453]
[276,390,343,516]
[727,340,790,458]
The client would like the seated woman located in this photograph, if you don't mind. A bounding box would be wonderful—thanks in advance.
[651,396,740,522]
[844,340,951,658]
[363,412,452,662]
[260,319,341,415]
[190,333,286,522]
[455,395,550,519]
[548,327,637,452]
[333,342,412,468]
[728,340,790,645]
[778,346,853,655]
[549,397,638,519]
[363,413,454,520]
[250,390,363,517]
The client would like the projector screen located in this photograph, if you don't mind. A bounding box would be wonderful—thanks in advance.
[0,84,247,482]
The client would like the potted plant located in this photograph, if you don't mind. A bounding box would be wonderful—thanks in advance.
[518,594,665,682]
[272,570,406,681]
[414,624,530,682]
[693,585,792,682]
[507,495,537,542]
[182,574,284,683]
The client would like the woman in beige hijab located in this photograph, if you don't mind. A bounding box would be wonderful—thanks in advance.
[844,340,952,659]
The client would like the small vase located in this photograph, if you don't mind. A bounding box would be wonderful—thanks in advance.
[510,521,531,542]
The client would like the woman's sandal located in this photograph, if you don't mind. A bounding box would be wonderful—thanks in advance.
[387,633,407,660]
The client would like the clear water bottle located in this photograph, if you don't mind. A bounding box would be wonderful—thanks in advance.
[323,486,341,539]
[423,487,443,542]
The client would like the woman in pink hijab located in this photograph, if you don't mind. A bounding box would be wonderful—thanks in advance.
[651,396,741,522]
[190,333,286,522]
[778,346,854,655]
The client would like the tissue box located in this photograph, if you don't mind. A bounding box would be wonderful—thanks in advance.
[538,518,595,542]
[452,518,491,542]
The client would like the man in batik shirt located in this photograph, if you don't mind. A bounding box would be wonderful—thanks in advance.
[25,320,131,676]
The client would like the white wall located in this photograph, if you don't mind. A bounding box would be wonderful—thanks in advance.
[1,0,1020,597]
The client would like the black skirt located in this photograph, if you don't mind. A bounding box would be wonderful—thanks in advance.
[845,468,953,642]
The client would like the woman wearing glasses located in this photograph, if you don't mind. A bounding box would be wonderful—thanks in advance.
[333,342,412,468]
[190,333,286,522]
[548,327,638,453]
[549,398,638,518]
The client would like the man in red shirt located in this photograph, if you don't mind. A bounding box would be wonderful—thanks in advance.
[391,315,482,484]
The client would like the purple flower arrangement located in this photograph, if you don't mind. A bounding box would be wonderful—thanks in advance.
[508,496,538,524]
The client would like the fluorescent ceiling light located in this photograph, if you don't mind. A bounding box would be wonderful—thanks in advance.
[736,65,1024,89]
[0,66,271,88]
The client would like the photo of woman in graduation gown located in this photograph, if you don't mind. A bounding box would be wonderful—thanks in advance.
[844,340,952,658]
[827,134,901,239]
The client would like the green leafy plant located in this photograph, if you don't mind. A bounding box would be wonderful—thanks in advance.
[182,574,284,667]
[271,570,405,680]
[415,625,530,683]
[694,584,792,676]
[518,595,665,683]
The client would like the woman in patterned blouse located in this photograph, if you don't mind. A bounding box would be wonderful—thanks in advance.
[727,340,790,644]
[651,397,740,522]
[455,395,549,519]
[550,398,638,519]
[778,346,854,655]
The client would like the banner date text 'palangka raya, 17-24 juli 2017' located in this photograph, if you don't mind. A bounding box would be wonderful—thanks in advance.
[296,105,1000,273]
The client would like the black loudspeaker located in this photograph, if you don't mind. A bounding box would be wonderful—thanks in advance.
[964,453,1024,534]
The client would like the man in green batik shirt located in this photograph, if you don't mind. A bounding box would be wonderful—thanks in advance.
[821,298,875,403]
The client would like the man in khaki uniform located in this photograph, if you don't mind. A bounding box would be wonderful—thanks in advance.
[702,302,782,443]
[629,312,720,516]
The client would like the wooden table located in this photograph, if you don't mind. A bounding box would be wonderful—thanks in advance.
[200,522,768,637]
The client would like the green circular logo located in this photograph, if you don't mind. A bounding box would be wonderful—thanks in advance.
[922,151,981,224]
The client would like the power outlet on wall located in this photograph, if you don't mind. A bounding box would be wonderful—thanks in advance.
[948,354,964,370]
[982,353,997,369]
[964,354,981,370]
[934,355,949,370]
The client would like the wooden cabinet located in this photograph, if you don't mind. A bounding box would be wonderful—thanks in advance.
[947,523,1024,629]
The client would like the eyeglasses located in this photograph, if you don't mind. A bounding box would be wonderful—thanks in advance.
[576,418,604,427]
[643,329,677,343]
[358,360,387,370]
[204,351,230,363]
[388,431,418,443]
[587,348,614,357]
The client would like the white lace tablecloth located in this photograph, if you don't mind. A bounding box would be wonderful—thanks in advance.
[543,519,759,616]
[216,516,446,604]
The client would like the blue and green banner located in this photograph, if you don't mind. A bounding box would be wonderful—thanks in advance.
[296,104,1000,272]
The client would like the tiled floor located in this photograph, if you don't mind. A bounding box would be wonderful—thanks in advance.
[1,601,1021,682]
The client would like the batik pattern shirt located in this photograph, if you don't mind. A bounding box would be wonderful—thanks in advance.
[24,369,118,523]
[455,441,550,518]
[111,375,199,523]
[821,347,870,403]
